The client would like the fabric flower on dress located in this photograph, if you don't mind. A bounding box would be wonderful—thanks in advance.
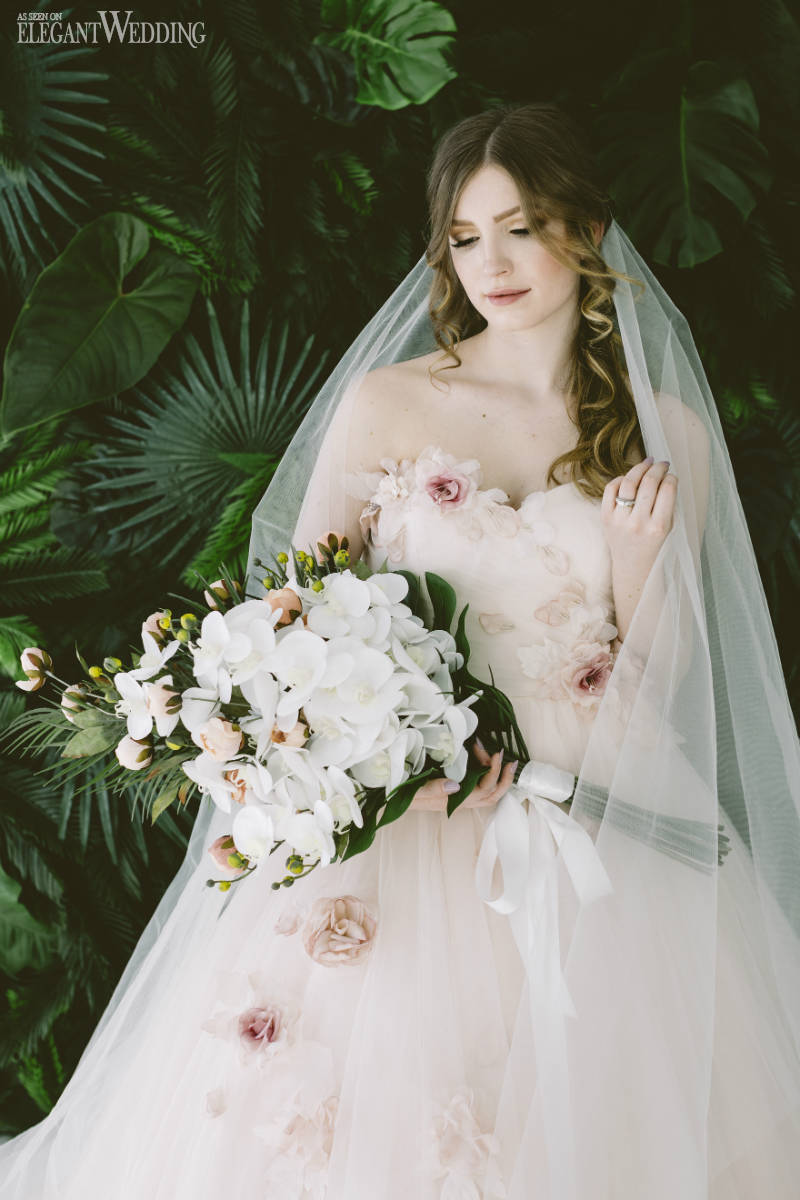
[256,1094,339,1200]
[414,445,482,510]
[518,492,571,575]
[200,968,299,1070]
[534,579,586,626]
[518,602,618,714]
[478,612,516,634]
[431,1089,504,1200]
[302,894,378,967]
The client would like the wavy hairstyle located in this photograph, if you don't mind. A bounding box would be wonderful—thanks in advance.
[424,102,646,499]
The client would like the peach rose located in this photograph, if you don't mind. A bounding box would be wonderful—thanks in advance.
[16,647,52,692]
[115,734,153,770]
[141,611,168,641]
[266,587,302,627]
[314,529,344,563]
[238,1004,282,1050]
[61,684,88,723]
[145,677,180,720]
[192,717,243,760]
[208,833,248,876]
[302,895,377,967]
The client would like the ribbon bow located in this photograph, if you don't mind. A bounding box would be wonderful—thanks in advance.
[474,759,614,1197]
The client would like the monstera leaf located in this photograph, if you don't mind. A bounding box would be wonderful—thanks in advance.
[1,212,199,436]
[596,57,772,268]
[315,0,457,110]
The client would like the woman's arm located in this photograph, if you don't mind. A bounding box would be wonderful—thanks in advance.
[608,393,710,649]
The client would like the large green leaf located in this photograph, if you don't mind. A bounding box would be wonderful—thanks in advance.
[596,58,772,267]
[1,212,199,436]
[315,0,457,110]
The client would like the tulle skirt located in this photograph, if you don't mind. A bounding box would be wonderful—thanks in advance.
[1,787,800,1199]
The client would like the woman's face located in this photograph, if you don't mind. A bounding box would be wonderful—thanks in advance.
[448,164,580,331]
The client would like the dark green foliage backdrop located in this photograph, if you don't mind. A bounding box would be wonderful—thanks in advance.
[0,0,798,1131]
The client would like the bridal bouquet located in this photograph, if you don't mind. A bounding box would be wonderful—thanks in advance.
[8,533,525,895]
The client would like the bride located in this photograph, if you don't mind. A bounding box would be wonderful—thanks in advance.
[2,102,800,1199]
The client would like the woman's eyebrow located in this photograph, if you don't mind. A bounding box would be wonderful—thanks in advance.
[450,205,522,228]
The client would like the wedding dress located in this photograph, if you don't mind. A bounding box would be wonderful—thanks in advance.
[3,440,799,1200]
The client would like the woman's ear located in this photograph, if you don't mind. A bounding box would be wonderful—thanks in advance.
[590,220,605,248]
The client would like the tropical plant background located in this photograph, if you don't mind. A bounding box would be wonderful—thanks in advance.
[0,0,798,1133]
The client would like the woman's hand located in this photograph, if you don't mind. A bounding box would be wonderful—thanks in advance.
[601,456,678,645]
[600,456,677,566]
[409,739,518,812]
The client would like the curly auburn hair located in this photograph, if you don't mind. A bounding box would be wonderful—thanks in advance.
[424,102,646,499]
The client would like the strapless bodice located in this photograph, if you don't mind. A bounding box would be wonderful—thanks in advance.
[346,445,619,775]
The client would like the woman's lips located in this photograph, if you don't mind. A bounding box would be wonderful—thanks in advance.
[486,289,530,305]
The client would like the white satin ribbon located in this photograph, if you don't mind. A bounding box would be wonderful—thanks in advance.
[474,759,614,1198]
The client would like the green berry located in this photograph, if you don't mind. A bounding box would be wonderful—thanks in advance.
[218,880,231,892]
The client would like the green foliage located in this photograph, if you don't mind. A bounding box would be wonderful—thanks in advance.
[0,38,108,287]
[76,299,329,575]
[596,57,772,267]
[1,213,199,436]
[316,0,458,109]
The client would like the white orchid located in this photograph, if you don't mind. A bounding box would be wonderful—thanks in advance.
[128,631,181,681]
[113,671,151,739]
[191,610,251,703]
[179,686,221,732]
[181,751,242,812]
[420,699,480,780]
[275,808,336,866]
[232,804,275,861]
[222,600,281,684]
[267,629,331,717]
[322,764,364,830]
[349,726,414,794]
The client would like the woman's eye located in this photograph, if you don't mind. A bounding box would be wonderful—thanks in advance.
[449,227,530,249]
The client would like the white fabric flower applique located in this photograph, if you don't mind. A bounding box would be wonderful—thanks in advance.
[346,444,522,559]
[430,1089,506,1200]
[518,601,619,714]
[517,491,571,575]
[533,578,587,627]
[200,967,340,1196]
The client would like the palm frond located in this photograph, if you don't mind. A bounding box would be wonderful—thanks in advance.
[0,41,108,284]
[0,547,107,608]
[79,300,329,566]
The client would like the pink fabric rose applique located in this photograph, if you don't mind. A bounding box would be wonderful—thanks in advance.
[415,445,481,511]
[200,968,298,1070]
[302,894,378,967]
[518,603,619,714]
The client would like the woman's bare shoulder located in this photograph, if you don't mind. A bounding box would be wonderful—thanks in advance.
[356,349,449,406]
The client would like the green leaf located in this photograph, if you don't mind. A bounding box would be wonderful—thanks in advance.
[315,0,457,110]
[0,865,57,975]
[596,58,772,267]
[61,725,119,758]
[1,212,199,436]
[425,571,456,633]
[151,786,178,824]
[0,614,42,678]
[376,765,437,828]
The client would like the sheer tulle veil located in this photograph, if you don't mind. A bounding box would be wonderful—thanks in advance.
[2,173,799,1198]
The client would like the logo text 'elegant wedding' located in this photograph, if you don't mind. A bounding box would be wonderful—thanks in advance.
[16,10,206,48]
